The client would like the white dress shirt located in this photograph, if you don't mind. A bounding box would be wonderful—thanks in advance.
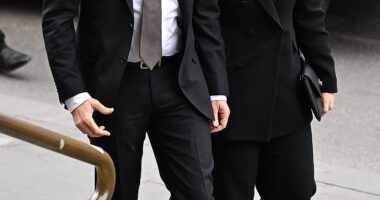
[65,0,226,112]
[128,0,182,62]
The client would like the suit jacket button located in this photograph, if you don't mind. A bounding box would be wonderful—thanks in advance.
[128,23,134,30]
[247,29,255,37]
[240,0,249,6]
[120,56,127,64]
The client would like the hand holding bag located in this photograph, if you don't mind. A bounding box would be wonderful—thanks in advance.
[299,55,323,121]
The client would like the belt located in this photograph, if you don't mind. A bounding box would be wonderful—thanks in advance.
[127,53,182,70]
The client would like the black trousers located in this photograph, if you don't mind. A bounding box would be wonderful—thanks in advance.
[90,58,214,200]
[212,125,316,200]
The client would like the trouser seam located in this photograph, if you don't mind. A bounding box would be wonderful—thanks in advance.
[191,121,210,200]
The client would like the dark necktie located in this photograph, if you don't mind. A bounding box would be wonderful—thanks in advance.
[140,0,162,70]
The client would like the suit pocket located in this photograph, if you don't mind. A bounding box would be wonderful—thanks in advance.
[191,52,198,64]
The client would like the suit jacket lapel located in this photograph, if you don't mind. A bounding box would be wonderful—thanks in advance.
[177,0,187,24]
[177,0,189,33]
[125,0,133,14]
[256,0,283,29]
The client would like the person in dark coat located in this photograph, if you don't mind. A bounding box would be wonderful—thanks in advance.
[212,0,337,199]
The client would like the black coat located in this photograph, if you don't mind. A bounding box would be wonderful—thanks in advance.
[42,0,228,120]
[219,0,337,141]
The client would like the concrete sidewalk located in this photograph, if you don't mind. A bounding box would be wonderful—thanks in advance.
[1,93,379,200]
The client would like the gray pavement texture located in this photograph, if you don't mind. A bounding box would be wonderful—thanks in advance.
[1,0,380,199]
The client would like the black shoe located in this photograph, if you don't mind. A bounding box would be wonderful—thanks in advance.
[0,45,31,72]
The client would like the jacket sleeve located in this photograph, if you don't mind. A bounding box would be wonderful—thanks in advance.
[294,0,338,93]
[193,0,229,96]
[42,0,87,103]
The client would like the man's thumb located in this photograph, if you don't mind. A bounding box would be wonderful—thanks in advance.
[213,109,219,127]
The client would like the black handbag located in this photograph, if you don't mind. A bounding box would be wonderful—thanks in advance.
[299,55,323,121]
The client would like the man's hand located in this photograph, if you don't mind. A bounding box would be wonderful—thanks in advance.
[210,100,230,133]
[72,98,114,138]
[322,93,335,116]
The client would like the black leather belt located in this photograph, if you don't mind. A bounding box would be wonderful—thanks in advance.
[127,53,182,70]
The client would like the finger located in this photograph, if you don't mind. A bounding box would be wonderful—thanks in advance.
[77,125,90,135]
[77,123,97,137]
[210,129,219,133]
[210,125,225,133]
[212,108,219,127]
[74,114,94,137]
[81,119,103,138]
[92,100,114,115]
[209,123,215,129]
[212,116,219,127]
[88,118,111,137]
[329,98,335,111]
[84,124,105,138]
[211,122,226,132]
[209,124,220,133]
[219,112,229,128]
[210,126,219,133]
[323,99,330,114]
[211,102,221,127]
[209,122,217,132]
[79,116,101,137]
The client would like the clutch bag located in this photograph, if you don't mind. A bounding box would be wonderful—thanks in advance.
[300,57,323,121]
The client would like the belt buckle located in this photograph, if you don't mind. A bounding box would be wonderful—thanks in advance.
[139,62,150,70]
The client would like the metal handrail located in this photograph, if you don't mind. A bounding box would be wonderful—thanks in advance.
[0,113,115,200]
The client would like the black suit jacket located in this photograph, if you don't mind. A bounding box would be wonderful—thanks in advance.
[42,0,228,119]
[219,0,337,141]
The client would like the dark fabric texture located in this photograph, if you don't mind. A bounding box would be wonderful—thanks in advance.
[0,29,5,49]
[218,0,337,140]
[41,0,228,119]
[90,60,214,200]
[213,125,316,200]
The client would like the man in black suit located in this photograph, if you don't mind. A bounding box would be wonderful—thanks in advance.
[213,0,337,199]
[42,0,229,199]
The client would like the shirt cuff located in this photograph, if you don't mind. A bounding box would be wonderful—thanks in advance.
[210,95,227,101]
[65,92,92,112]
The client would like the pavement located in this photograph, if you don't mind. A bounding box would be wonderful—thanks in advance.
[0,0,380,199]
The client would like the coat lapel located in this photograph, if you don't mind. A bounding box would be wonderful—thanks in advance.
[256,0,283,29]
[177,0,190,34]
[125,0,133,14]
